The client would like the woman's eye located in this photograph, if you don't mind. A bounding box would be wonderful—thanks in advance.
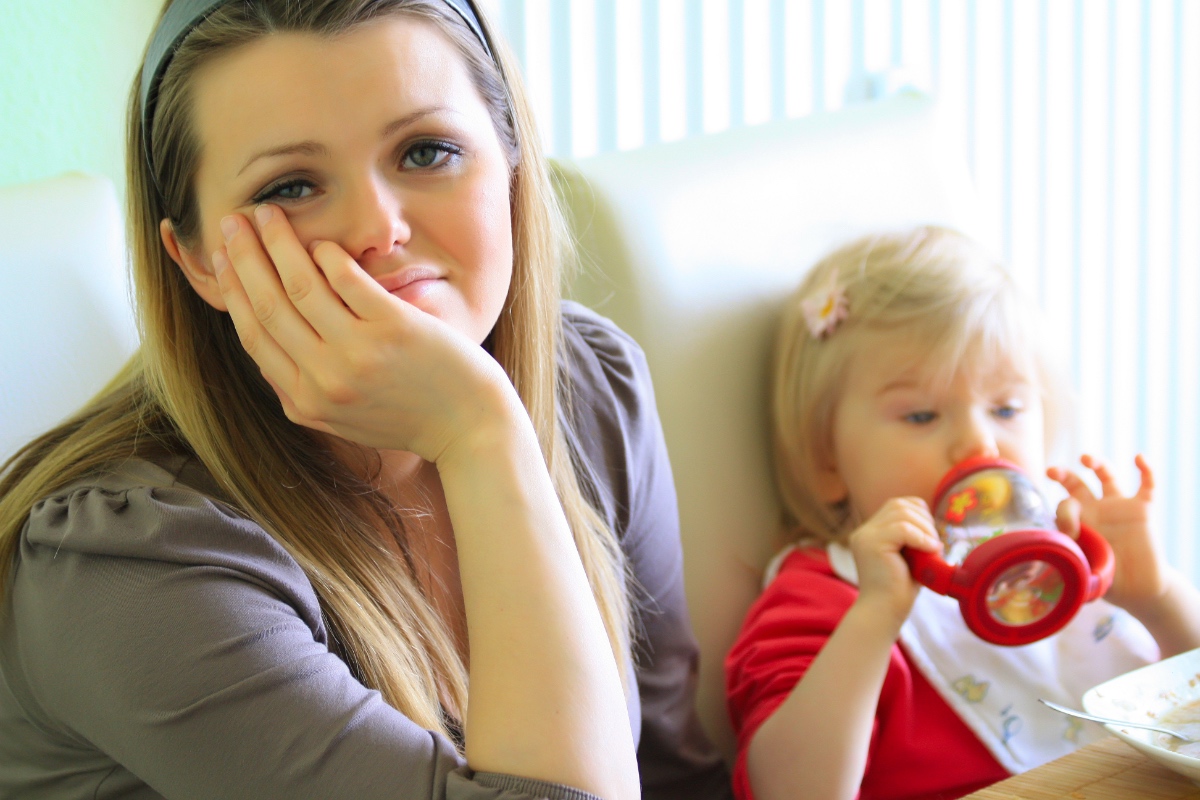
[402,142,458,170]
[904,411,937,425]
[253,178,314,204]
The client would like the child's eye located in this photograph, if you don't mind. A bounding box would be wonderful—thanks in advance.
[993,404,1022,420]
[904,411,937,424]
[252,178,315,205]
[401,141,461,170]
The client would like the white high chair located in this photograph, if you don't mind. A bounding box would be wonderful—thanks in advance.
[555,92,987,759]
[0,173,138,462]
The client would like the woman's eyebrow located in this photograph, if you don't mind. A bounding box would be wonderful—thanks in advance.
[236,107,452,177]
[238,141,328,176]
[380,105,450,138]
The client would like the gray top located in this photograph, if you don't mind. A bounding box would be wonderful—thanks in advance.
[0,302,732,800]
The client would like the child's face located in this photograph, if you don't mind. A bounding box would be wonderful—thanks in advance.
[820,332,1046,523]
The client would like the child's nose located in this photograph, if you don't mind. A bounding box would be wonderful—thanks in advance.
[950,414,1000,464]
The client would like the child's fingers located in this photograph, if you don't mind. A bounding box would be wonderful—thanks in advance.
[1080,454,1123,498]
[1046,466,1097,504]
[1054,497,1082,539]
[883,500,941,551]
[1133,454,1155,502]
[902,521,942,552]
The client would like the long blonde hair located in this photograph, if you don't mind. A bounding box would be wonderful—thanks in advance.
[770,225,1065,545]
[0,0,630,742]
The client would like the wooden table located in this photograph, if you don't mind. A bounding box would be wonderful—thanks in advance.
[964,737,1200,799]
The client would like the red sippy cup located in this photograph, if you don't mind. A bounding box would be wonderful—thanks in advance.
[903,456,1114,646]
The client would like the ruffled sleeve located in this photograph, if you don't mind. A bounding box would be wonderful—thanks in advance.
[559,301,733,800]
[0,458,600,800]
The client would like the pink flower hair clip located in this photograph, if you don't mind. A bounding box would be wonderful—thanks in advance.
[801,268,849,339]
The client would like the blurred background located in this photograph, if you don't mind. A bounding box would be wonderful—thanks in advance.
[2,0,1198,584]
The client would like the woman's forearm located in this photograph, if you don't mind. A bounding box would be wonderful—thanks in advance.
[436,392,639,800]
[746,597,902,800]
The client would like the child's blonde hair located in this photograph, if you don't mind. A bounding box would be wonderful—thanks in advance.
[770,225,1065,544]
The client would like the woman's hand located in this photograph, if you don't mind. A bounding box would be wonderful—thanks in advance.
[1047,454,1164,613]
[848,497,942,627]
[212,205,518,461]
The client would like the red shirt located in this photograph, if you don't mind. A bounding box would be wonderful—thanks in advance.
[725,547,1010,800]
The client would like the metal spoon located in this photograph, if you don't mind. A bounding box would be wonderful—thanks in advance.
[1039,698,1194,742]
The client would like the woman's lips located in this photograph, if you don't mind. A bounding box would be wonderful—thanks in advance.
[377,268,443,303]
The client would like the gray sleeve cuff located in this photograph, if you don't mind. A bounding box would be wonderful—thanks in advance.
[458,769,605,800]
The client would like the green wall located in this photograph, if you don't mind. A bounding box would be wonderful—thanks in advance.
[0,0,162,195]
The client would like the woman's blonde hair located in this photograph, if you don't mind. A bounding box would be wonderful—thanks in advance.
[770,225,1065,545]
[0,0,629,742]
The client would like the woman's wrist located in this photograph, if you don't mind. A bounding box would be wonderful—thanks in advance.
[432,371,535,472]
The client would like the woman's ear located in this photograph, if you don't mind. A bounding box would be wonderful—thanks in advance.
[160,218,228,311]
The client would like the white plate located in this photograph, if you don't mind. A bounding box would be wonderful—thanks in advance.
[1082,647,1200,785]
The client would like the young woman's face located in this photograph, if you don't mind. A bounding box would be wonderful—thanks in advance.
[822,331,1047,523]
[180,16,514,346]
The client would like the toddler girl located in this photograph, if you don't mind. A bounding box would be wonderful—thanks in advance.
[725,226,1200,800]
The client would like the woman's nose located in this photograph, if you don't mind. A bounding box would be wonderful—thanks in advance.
[950,413,1000,464]
[338,177,411,264]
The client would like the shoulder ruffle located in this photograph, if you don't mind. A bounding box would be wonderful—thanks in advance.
[558,301,661,538]
[22,459,302,581]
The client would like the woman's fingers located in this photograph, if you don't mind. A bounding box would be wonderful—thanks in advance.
[213,247,303,394]
[252,210,412,329]
[309,238,407,322]
[221,213,322,358]
[252,205,353,338]
[263,371,338,436]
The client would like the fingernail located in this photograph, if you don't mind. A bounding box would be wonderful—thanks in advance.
[220,216,238,243]
[212,249,229,276]
[254,204,272,226]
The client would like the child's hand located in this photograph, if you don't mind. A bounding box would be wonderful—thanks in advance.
[848,497,942,626]
[1047,454,1167,614]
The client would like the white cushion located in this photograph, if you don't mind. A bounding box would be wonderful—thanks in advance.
[556,93,988,758]
[0,173,138,462]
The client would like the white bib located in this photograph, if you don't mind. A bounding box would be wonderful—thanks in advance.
[823,542,1160,773]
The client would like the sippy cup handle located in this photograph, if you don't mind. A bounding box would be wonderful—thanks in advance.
[1076,523,1114,601]
[904,524,1114,601]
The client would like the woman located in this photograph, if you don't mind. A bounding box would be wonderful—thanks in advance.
[0,1,731,798]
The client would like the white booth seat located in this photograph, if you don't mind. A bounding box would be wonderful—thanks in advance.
[555,93,988,759]
[0,173,138,463]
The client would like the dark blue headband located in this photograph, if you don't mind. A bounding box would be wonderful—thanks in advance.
[139,0,495,175]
